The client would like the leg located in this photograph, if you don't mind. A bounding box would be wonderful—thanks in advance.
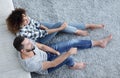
[47,39,91,72]
[41,22,88,36]
[40,22,62,29]
[48,36,111,73]
[73,23,104,35]
[62,23,89,36]
[48,57,86,73]
[48,57,74,73]
[49,39,92,53]
[47,48,75,73]
[85,24,104,30]
[92,35,112,48]
[36,32,57,44]
[75,30,89,36]
[49,34,112,52]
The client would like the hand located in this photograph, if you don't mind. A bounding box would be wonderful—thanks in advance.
[59,22,67,30]
[40,25,48,30]
[68,48,77,55]
[56,51,60,56]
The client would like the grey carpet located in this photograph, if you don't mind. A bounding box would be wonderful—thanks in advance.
[12,0,120,78]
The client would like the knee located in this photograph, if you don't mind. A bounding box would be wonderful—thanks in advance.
[67,57,73,60]
[66,57,74,63]
[53,22,63,28]
[65,57,74,66]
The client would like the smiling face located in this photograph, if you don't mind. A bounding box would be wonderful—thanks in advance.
[21,38,35,52]
[22,14,29,26]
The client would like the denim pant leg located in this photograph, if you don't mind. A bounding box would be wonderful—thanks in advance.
[40,22,55,28]
[36,22,62,44]
[49,39,92,53]
[62,23,86,34]
[47,53,74,73]
[47,39,92,73]
[69,23,86,30]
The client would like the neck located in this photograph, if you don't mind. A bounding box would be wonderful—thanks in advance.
[21,24,27,28]
[21,51,35,59]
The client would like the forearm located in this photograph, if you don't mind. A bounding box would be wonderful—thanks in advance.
[36,43,58,54]
[40,25,48,30]
[51,52,71,67]
[46,28,62,34]
[42,52,71,70]
[51,48,77,67]
[42,48,76,70]
[42,44,58,54]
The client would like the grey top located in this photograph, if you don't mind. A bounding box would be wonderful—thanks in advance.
[18,41,48,74]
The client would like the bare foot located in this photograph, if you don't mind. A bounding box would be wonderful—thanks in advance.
[75,30,89,36]
[99,35,112,48]
[86,24,104,30]
[69,62,86,70]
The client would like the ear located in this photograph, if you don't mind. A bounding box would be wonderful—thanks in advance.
[20,49,25,53]
[22,14,26,17]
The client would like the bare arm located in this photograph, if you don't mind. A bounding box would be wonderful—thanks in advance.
[46,28,62,34]
[40,24,48,30]
[42,48,77,70]
[40,24,63,34]
[36,42,60,55]
[44,22,67,34]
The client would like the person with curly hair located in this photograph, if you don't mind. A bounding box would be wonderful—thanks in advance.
[6,8,104,44]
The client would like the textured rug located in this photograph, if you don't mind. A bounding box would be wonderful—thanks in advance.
[13,0,120,78]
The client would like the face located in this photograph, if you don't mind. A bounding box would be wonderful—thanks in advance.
[22,14,29,26]
[21,38,35,52]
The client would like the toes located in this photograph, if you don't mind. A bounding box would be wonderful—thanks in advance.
[80,63,86,69]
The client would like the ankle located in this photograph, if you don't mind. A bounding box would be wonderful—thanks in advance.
[92,41,101,47]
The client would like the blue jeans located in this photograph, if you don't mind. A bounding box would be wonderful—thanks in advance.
[36,22,86,44]
[47,39,92,73]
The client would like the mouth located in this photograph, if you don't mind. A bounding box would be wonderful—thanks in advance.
[26,46,35,52]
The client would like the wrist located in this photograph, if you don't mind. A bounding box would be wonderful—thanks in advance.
[66,51,71,56]
[58,27,62,31]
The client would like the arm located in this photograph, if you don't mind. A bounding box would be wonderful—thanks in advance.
[36,42,60,55]
[42,48,77,70]
[46,22,67,34]
[40,24,48,30]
